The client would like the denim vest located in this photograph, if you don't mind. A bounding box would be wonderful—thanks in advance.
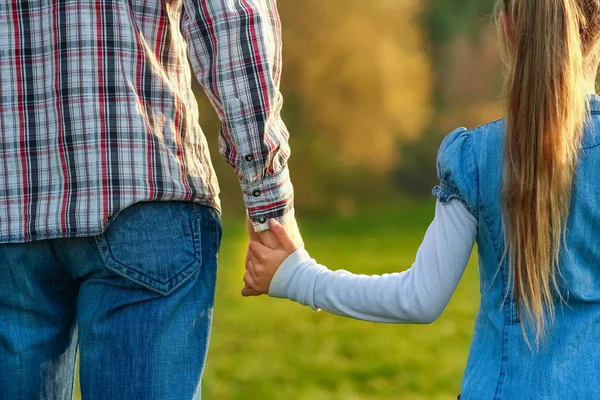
[433,95,600,399]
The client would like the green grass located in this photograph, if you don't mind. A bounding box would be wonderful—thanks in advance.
[75,199,479,399]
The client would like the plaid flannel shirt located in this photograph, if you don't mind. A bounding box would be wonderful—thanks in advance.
[0,0,294,243]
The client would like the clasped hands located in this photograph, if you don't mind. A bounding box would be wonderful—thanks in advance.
[241,216,303,297]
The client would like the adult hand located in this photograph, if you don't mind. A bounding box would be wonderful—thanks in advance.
[241,218,303,296]
[246,214,304,249]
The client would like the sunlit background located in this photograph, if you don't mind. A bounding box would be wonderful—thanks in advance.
[75,1,504,398]
[207,0,503,218]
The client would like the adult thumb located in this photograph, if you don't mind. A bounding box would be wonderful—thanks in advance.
[268,219,298,252]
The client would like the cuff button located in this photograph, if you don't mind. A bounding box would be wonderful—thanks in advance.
[258,216,267,224]
[252,190,261,197]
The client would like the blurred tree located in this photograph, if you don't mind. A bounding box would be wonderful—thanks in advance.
[282,0,433,214]
[194,1,505,211]
[396,1,503,196]
[426,0,496,51]
[281,0,432,173]
[437,28,504,133]
[195,0,433,214]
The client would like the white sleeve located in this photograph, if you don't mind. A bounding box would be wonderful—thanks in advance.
[267,200,477,324]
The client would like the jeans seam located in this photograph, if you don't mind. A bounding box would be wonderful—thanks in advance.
[92,203,203,295]
[93,233,201,296]
[49,242,78,282]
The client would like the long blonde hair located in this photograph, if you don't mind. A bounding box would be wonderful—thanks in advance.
[498,0,600,343]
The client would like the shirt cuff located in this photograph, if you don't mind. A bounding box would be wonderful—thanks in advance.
[268,248,326,310]
[242,166,295,232]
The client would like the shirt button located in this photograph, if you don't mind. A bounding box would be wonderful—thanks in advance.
[252,190,261,197]
[258,216,267,224]
[245,154,254,162]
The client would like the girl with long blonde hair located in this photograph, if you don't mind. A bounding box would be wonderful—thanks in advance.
[242,0,600,398]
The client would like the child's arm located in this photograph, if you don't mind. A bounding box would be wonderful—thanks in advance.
[243,199,477,324]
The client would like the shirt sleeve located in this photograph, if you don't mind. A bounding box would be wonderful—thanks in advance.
[432,127,479,218]
[180,0,294,231]
[268,200,478,324]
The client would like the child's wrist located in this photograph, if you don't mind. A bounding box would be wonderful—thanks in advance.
[268,248,311,298]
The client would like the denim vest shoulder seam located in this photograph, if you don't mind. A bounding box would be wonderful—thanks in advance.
[468,132,481,220]
[467,118,504,135]
[470,127,515,311]
[462,130,480,218]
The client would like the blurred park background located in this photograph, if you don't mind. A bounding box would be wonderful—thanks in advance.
[74,0,503,398]
[208,0,504,218]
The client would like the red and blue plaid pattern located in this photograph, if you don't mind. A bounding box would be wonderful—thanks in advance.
[0,0,294,243]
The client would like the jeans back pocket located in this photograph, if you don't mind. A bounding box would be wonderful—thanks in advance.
[94,201,202,296]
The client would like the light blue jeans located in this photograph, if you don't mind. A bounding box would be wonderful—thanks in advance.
[0,201,222,399]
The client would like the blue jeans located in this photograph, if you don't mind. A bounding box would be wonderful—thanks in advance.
[0,201,222,400]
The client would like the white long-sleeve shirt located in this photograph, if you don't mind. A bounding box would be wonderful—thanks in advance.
[268,200,477,324]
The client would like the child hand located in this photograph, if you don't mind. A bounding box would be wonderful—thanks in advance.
[242,219,301,297]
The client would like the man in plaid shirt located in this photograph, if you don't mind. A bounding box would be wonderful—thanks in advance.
[0,0,301,398]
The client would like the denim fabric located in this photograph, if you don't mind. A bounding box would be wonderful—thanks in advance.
[0,201,222,400]
[433,95,600,399]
